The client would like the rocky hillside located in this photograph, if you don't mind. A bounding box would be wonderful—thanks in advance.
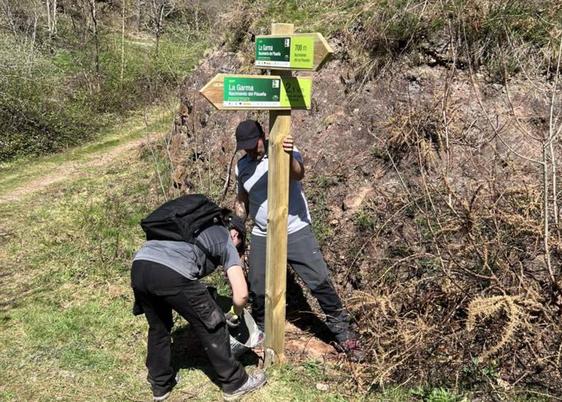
[165,2,562,398]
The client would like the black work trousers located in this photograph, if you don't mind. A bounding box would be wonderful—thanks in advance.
[248,225,351,342]
[131,260,248,394]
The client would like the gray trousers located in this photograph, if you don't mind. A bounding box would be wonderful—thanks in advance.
[247,225,351,342]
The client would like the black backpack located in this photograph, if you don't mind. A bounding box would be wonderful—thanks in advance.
[140,194,229,243]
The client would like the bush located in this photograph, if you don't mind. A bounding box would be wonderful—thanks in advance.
[0,15,209,162]
[0,35,99,161]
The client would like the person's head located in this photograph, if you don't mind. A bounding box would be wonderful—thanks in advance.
[225,214,246,254]
[235,120,266,161]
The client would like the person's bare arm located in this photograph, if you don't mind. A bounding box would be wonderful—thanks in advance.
[226,265,248,316]
[283,135,305,181]
[235,188,249,221]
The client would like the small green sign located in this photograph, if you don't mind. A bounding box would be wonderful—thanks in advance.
[255,36,314,69]
[256,37,291,67]
[224,76,281,107]
[223,76,311,109]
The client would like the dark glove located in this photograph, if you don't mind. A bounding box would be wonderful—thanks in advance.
[225,309,241,328]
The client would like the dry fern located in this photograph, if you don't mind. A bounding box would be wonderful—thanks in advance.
[466,295,536,361]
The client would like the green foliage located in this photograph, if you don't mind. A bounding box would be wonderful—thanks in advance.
[446,0,559,80]
[360,0,438,55]
[238,0,560,81]
[0,7,209,162]
[308,175,337,245]
[250,0,358,34]
[84,31,208,113]
[460,358,500,388]
[354,208,376,232]
[0,35,99,161]
[410,386,467,402]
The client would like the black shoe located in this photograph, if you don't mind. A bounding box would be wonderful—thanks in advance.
[152,372,179,401]
[335,337,365,363]
[223,371,266,401]
[153,389,172,402]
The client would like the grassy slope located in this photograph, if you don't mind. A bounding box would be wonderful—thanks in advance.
[0,105,167,195]
[0,104,420,402]
[1,19,209,162]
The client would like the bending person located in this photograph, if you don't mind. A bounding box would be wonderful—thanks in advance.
[131,214,266,401]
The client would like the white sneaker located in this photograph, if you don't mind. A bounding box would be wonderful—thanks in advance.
[152,372,180,401]
[223,371,266,401]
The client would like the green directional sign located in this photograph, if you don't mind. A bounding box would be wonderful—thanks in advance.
[220,75,311,109]
[255,33,333,71]
[199,74,311,110]
[224,76,281,107]
[256,36,315,69]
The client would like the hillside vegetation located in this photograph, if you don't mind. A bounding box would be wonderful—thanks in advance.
[0,0,211,161]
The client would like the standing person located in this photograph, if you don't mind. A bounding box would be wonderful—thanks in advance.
[131,213,266,401]
[233,119,364,362]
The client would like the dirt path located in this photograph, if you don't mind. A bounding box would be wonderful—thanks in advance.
[0,136,151,204]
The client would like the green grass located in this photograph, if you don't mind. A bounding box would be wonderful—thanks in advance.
[0,107,359,401]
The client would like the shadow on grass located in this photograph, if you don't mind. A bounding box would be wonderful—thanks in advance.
[170,292,260,389]
[285,268,336,345]
[0,267,45,314]
[168,272,336,388]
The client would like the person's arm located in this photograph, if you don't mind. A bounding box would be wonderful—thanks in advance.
[235,188,249,221]
[226,265,248,316]
[282,135,305,181]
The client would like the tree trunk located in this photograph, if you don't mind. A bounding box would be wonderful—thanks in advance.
[156,2,164,57]
[45,0,52,37]
[45,0,57,39]
[27,12,38,72]
[549,39,562,227]
[120,0,126,89]
[52,0,57,35]
[194,0,199,32]
[88,0,100,74]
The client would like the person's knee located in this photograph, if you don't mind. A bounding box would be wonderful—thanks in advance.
[309,278,345,314]
[308,276,332,293]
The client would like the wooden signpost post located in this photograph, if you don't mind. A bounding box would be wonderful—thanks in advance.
[200,23,332,367]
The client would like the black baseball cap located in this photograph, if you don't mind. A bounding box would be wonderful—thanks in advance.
[226,214,246,253]
[235,120,264,151]
[227,214,246,237]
